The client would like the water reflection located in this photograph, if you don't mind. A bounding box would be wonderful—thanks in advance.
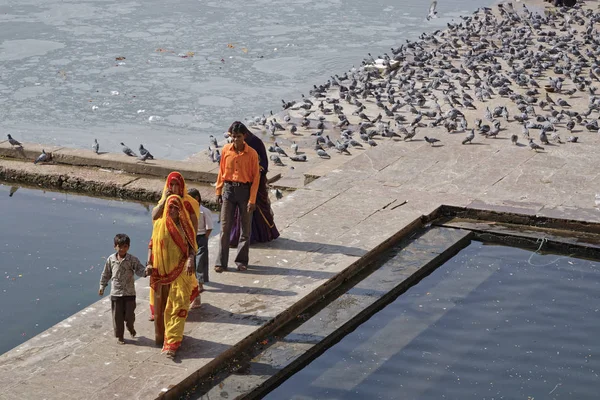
[266,242,600,400]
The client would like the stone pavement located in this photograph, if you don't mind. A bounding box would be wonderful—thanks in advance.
[1,102,598,399]
[1,0,600,399]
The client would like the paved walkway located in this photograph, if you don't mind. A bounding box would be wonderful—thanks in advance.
[1,1,600,399]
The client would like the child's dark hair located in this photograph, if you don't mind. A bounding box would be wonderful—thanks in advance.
[188,188,201,203]
[114,233,131,247]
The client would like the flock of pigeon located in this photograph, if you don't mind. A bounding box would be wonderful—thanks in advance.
[232,2,600,167]
[5,2,599,173]
[5,134,156,164]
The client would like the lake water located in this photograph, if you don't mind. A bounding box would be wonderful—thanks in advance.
[0,184,218,355]
[266,241,600,399]
[0,0,496,160]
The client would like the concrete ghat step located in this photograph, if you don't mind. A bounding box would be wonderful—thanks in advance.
[199,227,473,399]
[0,141,219,184]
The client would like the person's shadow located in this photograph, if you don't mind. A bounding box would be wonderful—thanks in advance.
[253,237,367,257]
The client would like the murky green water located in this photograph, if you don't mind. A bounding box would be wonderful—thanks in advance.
[266,241,600,399]
[0,184,218,355]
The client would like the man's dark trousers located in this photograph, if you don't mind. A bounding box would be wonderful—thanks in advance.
[215,183,253,269]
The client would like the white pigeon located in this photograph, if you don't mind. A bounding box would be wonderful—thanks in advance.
[427,1,438,20]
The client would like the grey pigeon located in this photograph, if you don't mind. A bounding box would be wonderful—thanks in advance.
[335,140,351,155]
[529,139,544,152]
[34,149,49,164]
[120,142,137,157]
[274,142,288,157]
[462,129,475,145]
[209,135,218,148]
[289,154,307,162]
[269,154,285,166]
[213,149,221,163]
[139,144,154,159]
[427,0,438,20]
[138,152,151,162]
[316,148,330,159]
[290,141,299,155]
[7,134,21,148]
[272,188,283,200]
[511,134,518,145]
[539,130,550,145]
[404,128,417,141]
[566,136,578,143]
[424,136,440,146]
[93,139,100,154]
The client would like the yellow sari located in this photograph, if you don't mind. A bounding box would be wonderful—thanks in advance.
[150,194,199,353]
[149,172,199,316]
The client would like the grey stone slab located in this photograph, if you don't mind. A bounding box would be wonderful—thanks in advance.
[86,362,190,400]
[465,199,544,216]
[537,205,600,224]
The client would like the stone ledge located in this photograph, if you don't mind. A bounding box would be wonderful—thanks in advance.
[0,140,218,184]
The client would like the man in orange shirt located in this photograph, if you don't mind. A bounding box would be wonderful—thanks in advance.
[214,121,261,272]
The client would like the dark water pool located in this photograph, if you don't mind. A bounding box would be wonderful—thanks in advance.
[266,241,600,400]
[0,184,218,355]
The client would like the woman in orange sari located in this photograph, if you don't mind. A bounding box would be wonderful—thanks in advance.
[147,172,199,358]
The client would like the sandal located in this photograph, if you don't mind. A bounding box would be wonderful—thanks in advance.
[214,266,226,273]
[149,315,155,322]
[190,297,202,309]
[198,283,205,293]
[236,264,247,271]
[166,350,176,359]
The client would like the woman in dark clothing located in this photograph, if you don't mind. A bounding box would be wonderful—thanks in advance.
[228,121,280,245]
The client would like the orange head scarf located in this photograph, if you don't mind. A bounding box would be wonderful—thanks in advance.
[155,171,200,233]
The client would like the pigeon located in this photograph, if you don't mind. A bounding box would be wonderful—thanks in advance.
[529,139,544,152]
[290,124,298,135]
[139,144,154,160]
[557,98,571,107]
[269,154,285,166]
[274,142,288,157]
[289,154,307,162]
[511,134,518,145]
[8,186,18,197]
[566,136,578,143]
[7,134,22,148]
[93,139,100,154]
[137,152,151,162]
[424,136,440,146]
[335,140,352,155]
[403,128,417,141]
[291,141,299,155]
[120,142,137,157]
[209,135,219,148]
[213,149,221,163]
[34,149,49,164]
[427,1,438,20]
[272,188,283,200]
[316,148,330,159]
[462,129,475,145]
[539,130,550,145]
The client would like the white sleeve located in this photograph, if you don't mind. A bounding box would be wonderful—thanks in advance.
[203,207,214,230]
